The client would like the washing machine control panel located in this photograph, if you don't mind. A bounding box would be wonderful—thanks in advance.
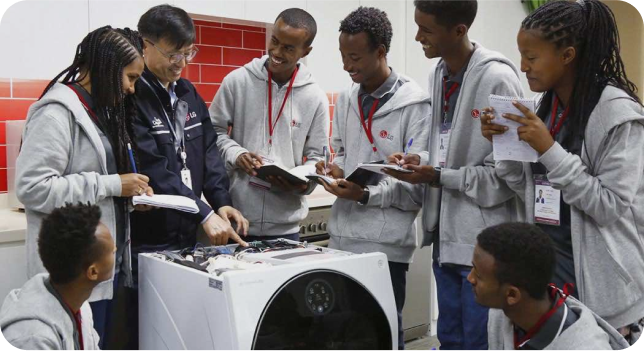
[305,279,334,315]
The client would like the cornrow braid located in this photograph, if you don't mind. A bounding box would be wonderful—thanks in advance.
[522,0,641,146]
[41,26,144,174]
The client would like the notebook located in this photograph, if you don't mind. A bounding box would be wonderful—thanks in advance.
[488,94,539,162]
[132,194,199,214]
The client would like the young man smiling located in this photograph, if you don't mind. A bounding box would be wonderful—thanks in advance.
[385,1,523,349]
[315,7,430,349]
[210,8,329,242]
[471,223,629,350]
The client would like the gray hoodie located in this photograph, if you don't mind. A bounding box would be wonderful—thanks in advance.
[416,43,523,266]
[15,83,129,301]
[488,297,630,350]
[0,274,100,350]
[328,76,430,264]
[496,85,644,329]
[209,56,330,236]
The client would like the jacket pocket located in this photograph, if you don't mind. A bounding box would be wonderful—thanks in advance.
[150,130,173,145]
[582,233,639,317]
[184,123,203,141]
[345,203,386,242]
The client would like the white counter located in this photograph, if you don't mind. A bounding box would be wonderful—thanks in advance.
[0,208,27,244]
[305,186,336,208]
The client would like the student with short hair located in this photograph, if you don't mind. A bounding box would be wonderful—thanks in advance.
[210,8,329,242]
[470,222,629,350]
[315,7,430,349]
[0,203,115,350]
[385,1,523,349]
[480,0,644,343]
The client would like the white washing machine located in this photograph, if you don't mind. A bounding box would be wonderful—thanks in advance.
[138,242,398,349]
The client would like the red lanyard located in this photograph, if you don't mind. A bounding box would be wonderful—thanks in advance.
[62,300,85,350]
[442,76,459,115]
[513,283,574,349]
[267,66,299,146]
[549,96,570,137]
[358,95,381,153]
[68,85,100,125]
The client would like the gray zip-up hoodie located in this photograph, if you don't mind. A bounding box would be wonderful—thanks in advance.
[0,274,100,350]
[488,297,630,350]
[328,76,431,264]
[209,56,330,236]
[496,85,644,329]
[416,43,523,266]
[15,83,129,301]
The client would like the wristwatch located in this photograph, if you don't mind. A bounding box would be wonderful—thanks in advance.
[431,166,442,186]
[357,187,370,205]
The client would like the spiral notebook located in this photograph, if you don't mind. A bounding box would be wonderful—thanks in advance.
[488,94,539,162]
[132,194,199,214]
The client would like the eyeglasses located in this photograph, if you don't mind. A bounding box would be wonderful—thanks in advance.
[145,39,199,64]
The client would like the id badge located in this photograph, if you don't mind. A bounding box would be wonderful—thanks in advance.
[439,123,451,167]
[533,174,561,226]
[181,168,193,190]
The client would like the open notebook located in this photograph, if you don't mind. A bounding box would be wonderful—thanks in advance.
[306,161,412,187]
[132,194,199,214]
[255,164,316,185]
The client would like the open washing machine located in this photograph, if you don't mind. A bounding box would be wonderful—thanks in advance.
[138,240,397,349]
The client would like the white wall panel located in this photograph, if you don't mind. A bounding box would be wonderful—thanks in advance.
[88,0,171,31]
[0,0,89,80]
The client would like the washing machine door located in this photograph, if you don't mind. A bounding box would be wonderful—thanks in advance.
[252,270,392,350]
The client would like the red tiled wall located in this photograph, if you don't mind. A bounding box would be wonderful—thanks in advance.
[0,78,45,193]
[0,19,336,194]
[185,19,267,109]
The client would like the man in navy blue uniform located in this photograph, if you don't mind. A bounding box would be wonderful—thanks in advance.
[123,5,249,348]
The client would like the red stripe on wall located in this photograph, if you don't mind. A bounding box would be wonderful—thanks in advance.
[0,99,35,121]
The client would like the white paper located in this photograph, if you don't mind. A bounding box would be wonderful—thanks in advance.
[288,164,317,182]
[132,194,199,214]
[488,94,539,162]
[357,163,413,175]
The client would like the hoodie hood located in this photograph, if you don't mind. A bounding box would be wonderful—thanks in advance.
[345,75,431,120]
[0,274,73,335]
[245,55,317,88]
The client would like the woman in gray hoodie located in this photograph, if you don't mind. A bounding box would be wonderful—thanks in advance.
[481,0,644,343]
[15,26,153,348]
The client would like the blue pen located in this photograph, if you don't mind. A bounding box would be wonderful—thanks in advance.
[401,138,413,166]
[404,138,414,156]
[127,143,138,173]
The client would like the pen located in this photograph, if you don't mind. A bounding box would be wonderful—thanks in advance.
[128,143,138,173]
[404,138,414,156]
[323,146,328,176]
[401,138,413,165]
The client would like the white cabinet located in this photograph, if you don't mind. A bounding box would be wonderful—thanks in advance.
[88,0,170,31]
[359,0,406,77]
[305,0,359,93]
[244,0,305,24]
[175,0,244,20]
[0,240,27,304]
[403,0,436,92]
[0,0,89,80]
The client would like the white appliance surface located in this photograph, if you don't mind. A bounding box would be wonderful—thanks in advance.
[139,242,398,350]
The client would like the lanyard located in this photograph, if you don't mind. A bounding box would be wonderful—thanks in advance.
[68,85,100,126]
[267,66,298,147]
[442,76,459,121]
[358,95,381,153]
[140,76,189,167]
[549,96,570,137]
[514,283,574,349]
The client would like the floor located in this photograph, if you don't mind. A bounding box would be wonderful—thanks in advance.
[405,334,441,350]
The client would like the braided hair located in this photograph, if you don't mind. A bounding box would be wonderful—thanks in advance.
[41,26,144,174]
[521,0,641,145]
